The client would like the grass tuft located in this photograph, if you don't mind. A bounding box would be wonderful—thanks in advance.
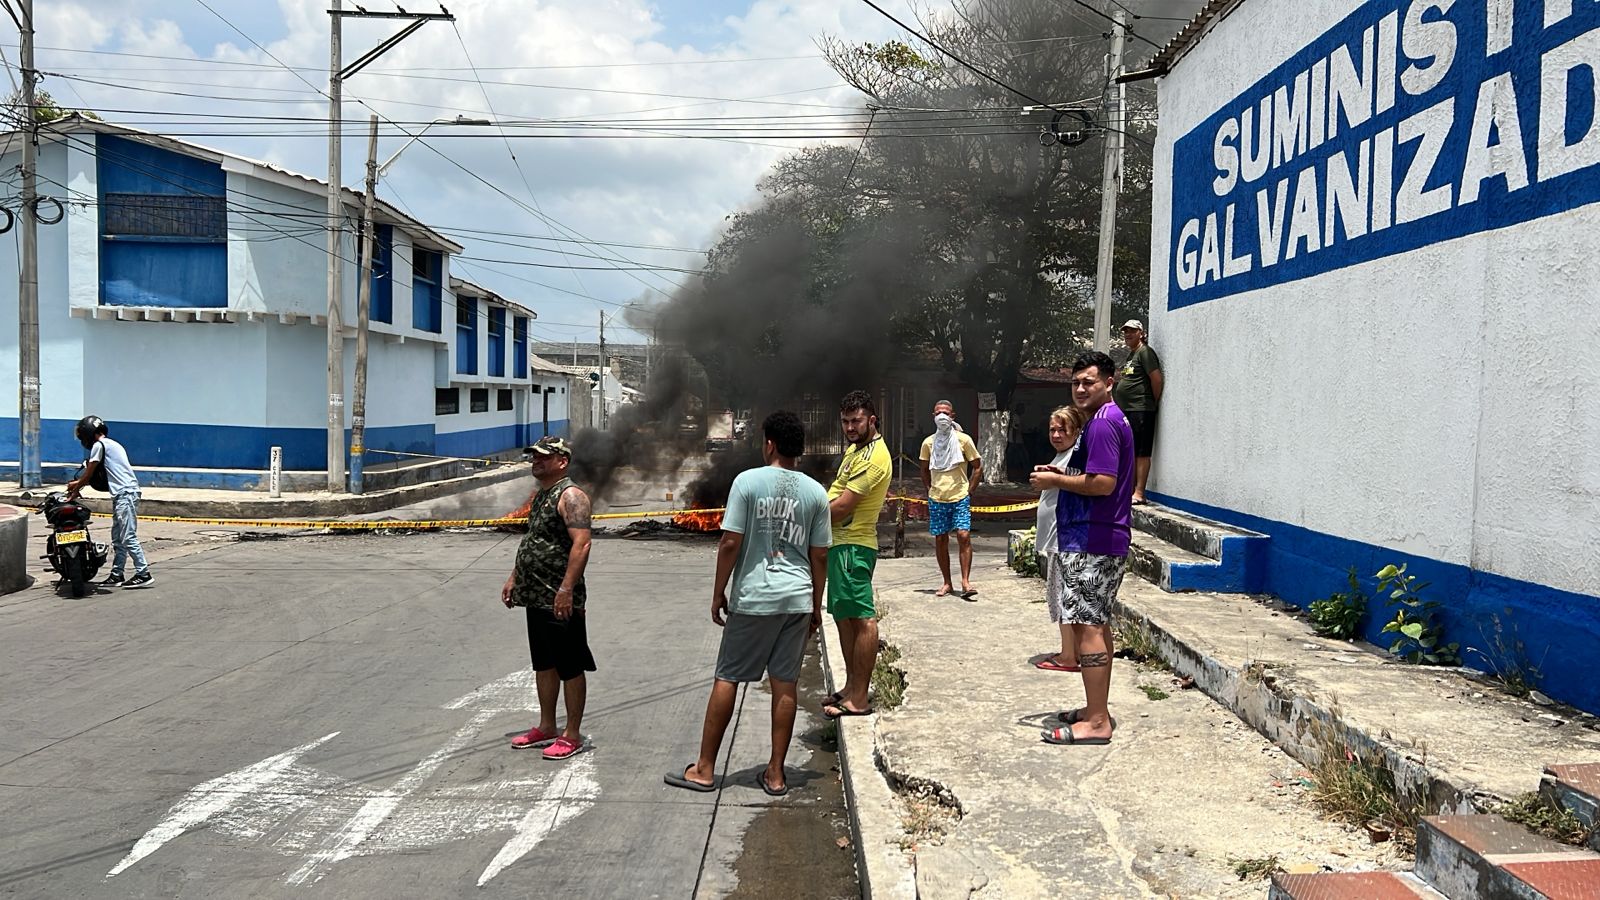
[1138,684,1170,701]
[1304,717,1419,853]
[872,645,906,711]
[1228,855,1282,881]
[1498,793,1595,846]
[1113,614,1170,671]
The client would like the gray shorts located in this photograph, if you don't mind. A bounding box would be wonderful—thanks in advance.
[714,612,812,683]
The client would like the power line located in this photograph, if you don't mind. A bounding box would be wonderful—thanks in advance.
[172,4,692,307]
[854,0,1061,112]
[450,21,614,301]
[39,139,662,330]
[1100,0,1192,23]
[1062,0,1165,49]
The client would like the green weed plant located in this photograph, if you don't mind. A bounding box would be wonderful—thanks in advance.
[1376,563,1459,665]
[1307,567,1369,640]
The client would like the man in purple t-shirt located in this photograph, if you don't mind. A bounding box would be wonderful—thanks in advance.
[1026,350,1134,746]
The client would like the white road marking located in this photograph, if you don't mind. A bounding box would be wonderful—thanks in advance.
[110,671,595,887]
[107,732,340,877]
[442,669,539,712]
[285,709,496,885]
[477,755,601,886]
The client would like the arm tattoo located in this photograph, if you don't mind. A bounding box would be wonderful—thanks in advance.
[560,488,592,530]
[1078,652,1111,668]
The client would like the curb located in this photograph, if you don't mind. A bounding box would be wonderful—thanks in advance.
[818,610,917,900]
[1114,593,1494,815]
[0,464,528,521]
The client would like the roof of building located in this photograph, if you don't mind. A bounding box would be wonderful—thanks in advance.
[448,277,536,319]
[1135,0,1242,78]
[529,354,586,376]
[530,340,649,357]
[13,115,465,254]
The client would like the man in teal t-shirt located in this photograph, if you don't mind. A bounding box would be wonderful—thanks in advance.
[665,411,831,797]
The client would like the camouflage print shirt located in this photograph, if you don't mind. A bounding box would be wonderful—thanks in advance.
[510,476,588,611]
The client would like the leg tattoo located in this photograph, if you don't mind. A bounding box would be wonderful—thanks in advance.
[1078,652,1111,668]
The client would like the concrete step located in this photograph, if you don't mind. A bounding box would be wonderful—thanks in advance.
[1541,763,1600,850]
[1132,502,1267,560]
[1269,871,1446,899]
[1130,503,1267,593]
[1415,813,1600,899]
[1127,531,1220,592]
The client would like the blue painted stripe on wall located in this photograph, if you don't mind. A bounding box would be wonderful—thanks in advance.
[1149,491,1600,715]
[2,418,563,472]
[436,424,518,460]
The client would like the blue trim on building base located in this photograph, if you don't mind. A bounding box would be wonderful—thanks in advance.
[1,418,568,471]
[1149,491,1600,716]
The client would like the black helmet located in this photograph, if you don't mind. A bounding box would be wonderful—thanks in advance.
[75,415,106,449]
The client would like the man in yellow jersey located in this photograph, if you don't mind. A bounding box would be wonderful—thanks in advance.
[822,390,892,719]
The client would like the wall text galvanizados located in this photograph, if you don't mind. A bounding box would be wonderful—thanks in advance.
[1168,0,1600,309]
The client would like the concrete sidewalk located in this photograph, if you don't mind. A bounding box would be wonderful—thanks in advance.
[821,557,1600,899]
[0,462,527,521]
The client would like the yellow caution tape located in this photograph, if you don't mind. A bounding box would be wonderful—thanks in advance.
[63,506,723,530]
[887,495,1039,514]
[594,507,723,521]
[52,497,1032,532]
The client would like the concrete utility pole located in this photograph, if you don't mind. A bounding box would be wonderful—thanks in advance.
[350,115,379,495]
[324,3,452,492]
[1092,9,1127,353]
[325,0,344,492]
[15,0,40,488]
[597,312,607,430]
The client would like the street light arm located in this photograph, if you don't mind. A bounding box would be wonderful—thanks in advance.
[377,116,491,178]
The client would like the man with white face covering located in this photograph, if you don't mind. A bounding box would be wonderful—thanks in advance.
[919,399,983,598]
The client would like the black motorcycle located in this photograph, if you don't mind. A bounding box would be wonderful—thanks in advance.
[40,492,109,597]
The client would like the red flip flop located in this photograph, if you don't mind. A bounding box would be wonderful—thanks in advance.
[1035,656,1080,672]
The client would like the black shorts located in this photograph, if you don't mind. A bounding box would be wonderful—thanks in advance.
[526,607,597,681]
[1125,410,1158,457]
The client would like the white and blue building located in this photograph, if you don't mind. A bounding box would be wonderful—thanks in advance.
[1147,1,1600,711]
[0,116,572,488]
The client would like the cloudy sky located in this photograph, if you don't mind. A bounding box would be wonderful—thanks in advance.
[14,0,1199,345]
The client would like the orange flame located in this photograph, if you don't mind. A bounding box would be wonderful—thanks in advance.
[673,503,724,532]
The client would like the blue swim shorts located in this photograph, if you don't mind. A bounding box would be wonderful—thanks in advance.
[927,497,971,537]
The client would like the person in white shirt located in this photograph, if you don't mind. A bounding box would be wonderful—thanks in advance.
[66,416,153,589]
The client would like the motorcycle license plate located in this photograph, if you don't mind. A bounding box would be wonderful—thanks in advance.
[56,530,88,545]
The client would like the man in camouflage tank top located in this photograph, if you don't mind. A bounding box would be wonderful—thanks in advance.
[500,436,594,761]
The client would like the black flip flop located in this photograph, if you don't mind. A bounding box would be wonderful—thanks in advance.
[959,590,978,601]
[664,766,716,793]
[822,690,845,708]
[1052,709,1118,731]
[759,773,790,797]
[823,703,874,720]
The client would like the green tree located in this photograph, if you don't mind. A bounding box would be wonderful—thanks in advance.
[4,89,101,125]
[663,0,1157,419]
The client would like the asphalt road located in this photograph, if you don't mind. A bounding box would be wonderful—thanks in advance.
[0,530,856,899]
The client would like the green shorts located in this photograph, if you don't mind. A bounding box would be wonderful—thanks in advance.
[827,544,878,619]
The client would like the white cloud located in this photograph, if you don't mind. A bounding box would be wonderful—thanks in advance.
[25,0,938,336]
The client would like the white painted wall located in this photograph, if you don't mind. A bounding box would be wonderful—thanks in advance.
[0,127,550,471]
[1150,0,1600,597]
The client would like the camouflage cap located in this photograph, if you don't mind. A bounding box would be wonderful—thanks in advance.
[524,435,572,459]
